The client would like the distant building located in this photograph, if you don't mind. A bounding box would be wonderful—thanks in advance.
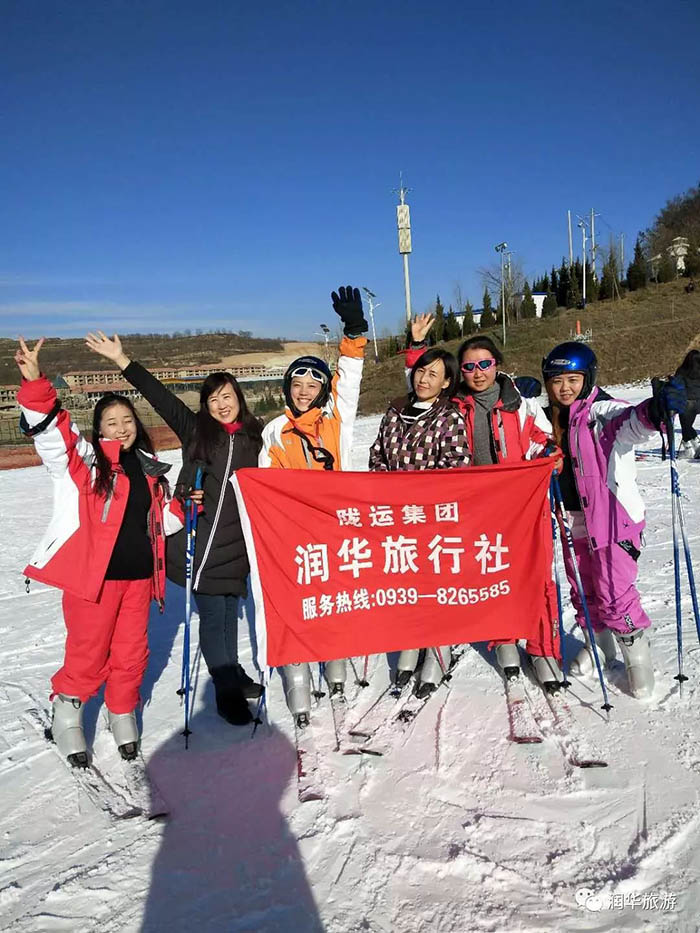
[61,362,286,390]
[513,292,548,318]
[455,308,485,330]
[0,385,20,411]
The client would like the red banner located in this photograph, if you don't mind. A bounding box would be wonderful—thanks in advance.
[232,459,554,667]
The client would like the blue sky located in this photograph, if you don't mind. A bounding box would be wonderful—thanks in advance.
[2,0,699,340]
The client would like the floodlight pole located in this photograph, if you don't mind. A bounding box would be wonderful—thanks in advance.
[362,287,380,363]
[495,242,508,346]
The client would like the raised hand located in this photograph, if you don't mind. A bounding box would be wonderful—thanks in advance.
[331,285,368,336]
[14,337,45,381]
[411,313,435,344]
[85,331,131,370]
[650,375,688,428]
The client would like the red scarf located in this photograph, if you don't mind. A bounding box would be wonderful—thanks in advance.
[222,421,242,435]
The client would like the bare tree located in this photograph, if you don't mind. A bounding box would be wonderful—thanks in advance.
[477,257,526,323]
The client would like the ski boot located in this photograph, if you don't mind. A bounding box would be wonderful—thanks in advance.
[496,643,520,682]
[233,663,264,700]
[51,694,88,768]
[211,666,254,726]
[324,658,346,697]
[282,662,312,727]
[108,709,140,761]
[614,629,655,699]
[678,437,700,459]
[416,646,452,699]
[395,649,419,688]
[529,655,565,694]
[570,628,617,676]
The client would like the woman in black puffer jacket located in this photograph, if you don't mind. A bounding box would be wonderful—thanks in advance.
[675,349,700,458]
[86,331,263,726]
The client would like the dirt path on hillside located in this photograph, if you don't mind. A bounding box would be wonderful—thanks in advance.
[219,341,328,368]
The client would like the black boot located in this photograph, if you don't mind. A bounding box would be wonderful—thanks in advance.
[233,664,264,700]
[210,667,254,726]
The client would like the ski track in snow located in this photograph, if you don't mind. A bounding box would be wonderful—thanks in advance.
[1,384,700,932]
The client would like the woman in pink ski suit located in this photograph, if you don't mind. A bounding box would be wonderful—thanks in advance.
[542,341,687,698]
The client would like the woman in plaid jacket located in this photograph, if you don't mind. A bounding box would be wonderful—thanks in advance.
[369,343,470,696]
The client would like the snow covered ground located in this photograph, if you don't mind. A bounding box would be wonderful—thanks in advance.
[1,385,700,933]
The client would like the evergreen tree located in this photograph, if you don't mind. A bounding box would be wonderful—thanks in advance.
[462,301,476,334]
[685,248,700,277]
[551,266,559,299]
[556,261,570,307]
[480,289,495,328]
[542,293,558,317]
[541,272,550,293]
[658,253,675,283]
[567,266,581,308]
[432,295,445,343]
[520,280,537,319]
[626,236,647,291]
[444,306,461,340]
[599,259,615,301]
[586,269,599,303]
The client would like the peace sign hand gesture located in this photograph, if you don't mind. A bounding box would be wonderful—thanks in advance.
[14,337,45,382]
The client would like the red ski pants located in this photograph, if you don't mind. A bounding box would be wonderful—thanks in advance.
[51,579,152,714]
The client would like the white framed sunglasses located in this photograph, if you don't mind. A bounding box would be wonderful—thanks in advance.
[290,366,327,383]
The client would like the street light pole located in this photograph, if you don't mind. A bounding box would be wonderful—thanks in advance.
[495,242,508,345]
[314,324,330,363]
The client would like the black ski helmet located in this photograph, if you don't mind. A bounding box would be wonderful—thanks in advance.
[283,356,332,416]
[542,341,598,399]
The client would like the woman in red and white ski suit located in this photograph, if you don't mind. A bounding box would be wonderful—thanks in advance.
[15,338,170,766]
[405,322,562,690]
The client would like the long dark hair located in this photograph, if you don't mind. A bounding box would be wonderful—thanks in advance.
[410,348,459,399]
[190,372,263,463]
[92,394,155,498]
[676,349,700,381]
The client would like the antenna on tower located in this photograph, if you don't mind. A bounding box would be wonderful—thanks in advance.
[392,172,413,324]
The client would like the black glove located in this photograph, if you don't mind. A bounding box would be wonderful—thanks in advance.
[331,285,368,337]
[514,376,542,399]
[649,376,687,429]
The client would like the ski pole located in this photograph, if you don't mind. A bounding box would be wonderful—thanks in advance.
[666,414,700,682]
[549,481,570,687]
[551,476,612,713]
[178,465,203,748]
[666,413,687,690]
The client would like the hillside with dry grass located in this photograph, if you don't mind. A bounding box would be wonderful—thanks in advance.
[357,279,700,414]
[0,332,285,385]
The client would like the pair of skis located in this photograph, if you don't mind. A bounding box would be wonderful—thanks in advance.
[293,686,349,803]
[294,658,461,802]
[504,677,608,769]
[24,706,169,820]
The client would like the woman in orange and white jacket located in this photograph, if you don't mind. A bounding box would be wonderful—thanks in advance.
[15,338,170,767]
[259,286,367,725]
